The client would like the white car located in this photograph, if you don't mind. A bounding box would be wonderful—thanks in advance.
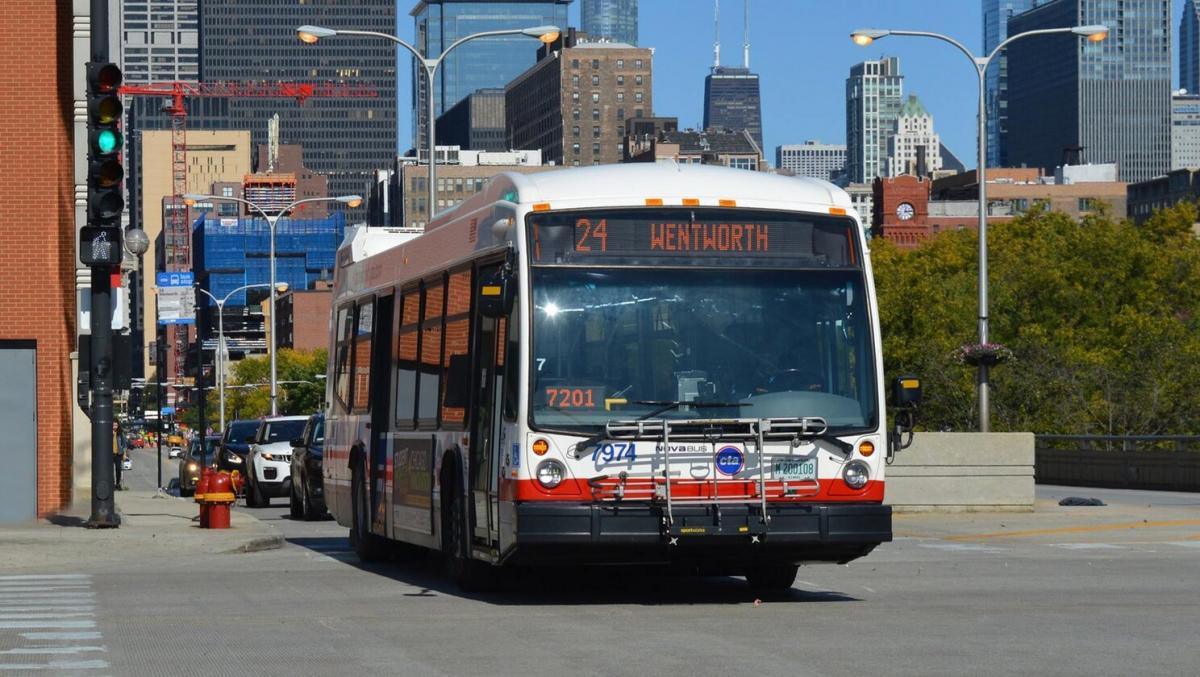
[243,415,310,508]
[168,446,184,459]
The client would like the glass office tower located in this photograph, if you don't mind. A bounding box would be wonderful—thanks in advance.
[1006,0,1170,183]
[1182,0,1200,95]
[845,57,904,184]
[982,0,1040,167]
[581,0,638,45]
[411,0,571,152]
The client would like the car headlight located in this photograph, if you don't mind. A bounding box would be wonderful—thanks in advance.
[842,460,870,489]
[187,462,199,472]
[226,452,243,464]
[261,452,289,462]
[535,459,565,489]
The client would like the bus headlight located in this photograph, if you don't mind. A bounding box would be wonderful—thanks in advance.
[536,459,565,489]
[843,461,870,489]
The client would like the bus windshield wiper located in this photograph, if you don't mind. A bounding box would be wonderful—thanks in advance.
[632,400,747,421]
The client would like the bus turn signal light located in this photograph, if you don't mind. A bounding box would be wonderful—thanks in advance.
[858,440,875,457]
[532,438,550,456]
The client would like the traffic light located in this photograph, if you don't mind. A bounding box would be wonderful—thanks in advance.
[85,62,124,229]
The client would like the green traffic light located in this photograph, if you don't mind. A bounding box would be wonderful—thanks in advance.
[97,129,119,154]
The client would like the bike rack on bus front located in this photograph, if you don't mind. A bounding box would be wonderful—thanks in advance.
[602,416,828,536]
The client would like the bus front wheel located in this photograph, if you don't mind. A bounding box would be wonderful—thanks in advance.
[441,459,497,592]
[745,564,799,591]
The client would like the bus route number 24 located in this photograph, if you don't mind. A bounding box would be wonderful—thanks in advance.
[575,218,608,252]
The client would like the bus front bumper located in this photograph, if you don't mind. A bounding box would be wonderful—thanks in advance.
[511,502,891,566]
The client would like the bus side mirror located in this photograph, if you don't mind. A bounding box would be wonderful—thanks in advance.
[478,268,515,318]
[889,375,921,460]
[443,355,471,409]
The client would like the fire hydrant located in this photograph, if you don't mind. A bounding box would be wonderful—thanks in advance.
[195,469,213,528]
[205,471,237,530]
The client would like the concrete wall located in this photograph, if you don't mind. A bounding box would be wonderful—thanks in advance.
[886,432,1035,512]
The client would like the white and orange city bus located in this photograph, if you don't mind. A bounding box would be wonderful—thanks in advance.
[323,163,920,590]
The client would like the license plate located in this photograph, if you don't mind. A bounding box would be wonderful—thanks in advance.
[773,458,817,481]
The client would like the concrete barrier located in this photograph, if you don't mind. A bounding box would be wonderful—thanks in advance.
[885,432,1035,512]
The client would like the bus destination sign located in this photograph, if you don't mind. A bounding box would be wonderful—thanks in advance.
[530,208,857,267]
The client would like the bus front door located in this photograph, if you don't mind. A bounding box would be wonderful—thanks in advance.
[369,293,395,534]
[470,265,503,547]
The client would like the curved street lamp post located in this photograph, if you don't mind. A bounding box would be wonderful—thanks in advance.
[296,24,560,226]
[185,194,361,417]
[850,24,1108,432]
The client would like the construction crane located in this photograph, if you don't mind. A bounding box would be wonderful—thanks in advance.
[118,80,378,387]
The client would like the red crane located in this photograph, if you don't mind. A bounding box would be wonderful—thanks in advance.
[118,80,379,386]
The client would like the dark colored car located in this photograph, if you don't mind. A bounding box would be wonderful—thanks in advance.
[218,419,260,476]
[289,414,326,520]
[178,435,221,496]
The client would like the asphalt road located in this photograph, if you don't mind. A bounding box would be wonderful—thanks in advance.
[7,448,1198,676]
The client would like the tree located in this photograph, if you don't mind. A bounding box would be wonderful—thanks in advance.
[206,348,329,425]
[873,202,1200,435]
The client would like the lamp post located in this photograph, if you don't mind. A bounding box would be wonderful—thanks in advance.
[185,194,361,417]
[195,282,286,434]
[851,24,1108,432]
[296,23,560,226]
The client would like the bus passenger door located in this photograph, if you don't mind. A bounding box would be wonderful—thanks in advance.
[470,264,503,546]
[369,294,395,533]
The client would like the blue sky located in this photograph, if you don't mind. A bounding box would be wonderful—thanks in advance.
[395,0,1190,168]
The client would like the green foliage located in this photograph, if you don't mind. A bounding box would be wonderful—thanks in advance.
[873,201,1200,435]
[206,348,329,422]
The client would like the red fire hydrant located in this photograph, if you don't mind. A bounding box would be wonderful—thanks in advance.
[195,469,212,528]
[206,472,236,530]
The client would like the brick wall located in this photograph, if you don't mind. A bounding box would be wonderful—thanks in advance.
[0,1,78,515]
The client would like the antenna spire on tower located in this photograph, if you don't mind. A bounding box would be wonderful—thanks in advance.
[743,0,750,68]
[713,0,721,70]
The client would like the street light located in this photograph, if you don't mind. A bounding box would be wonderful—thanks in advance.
[195,282,288,434]
[184,194,361,416]
[296,23,561,226]
[851,23,1107,432]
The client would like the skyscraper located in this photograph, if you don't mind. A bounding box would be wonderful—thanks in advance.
[845,57,904,184]
[581,0,638,45]
[776,141,847,183]
[702,1,763,151]
[982,0,1040,167]
[120,0,199,83]
[886,95,943,177]
[1182,0,1200,94]
[411,1,571,152]
[199,0,397,212]
[1005,0,1170,183]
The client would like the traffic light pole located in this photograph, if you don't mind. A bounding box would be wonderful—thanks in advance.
[86,0,119,528]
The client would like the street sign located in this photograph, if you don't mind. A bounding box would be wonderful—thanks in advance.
[160,407,175,416]
[156,271,195,325]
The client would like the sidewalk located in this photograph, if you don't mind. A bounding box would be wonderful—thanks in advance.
[0,490,283,570]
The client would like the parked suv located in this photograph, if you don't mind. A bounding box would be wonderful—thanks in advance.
[289,414,326,520]
[244,415,309,507]
[218,419,260,477]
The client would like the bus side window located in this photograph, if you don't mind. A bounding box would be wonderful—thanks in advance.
[441,268,472,428]
[395,286,421,429]
[351,299,374,413]
[333,304,354,411]
[417,277,445,427]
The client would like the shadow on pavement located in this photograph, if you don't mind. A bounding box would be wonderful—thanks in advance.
[285,535,861,606]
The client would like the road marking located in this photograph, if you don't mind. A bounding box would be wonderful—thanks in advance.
[19,632,102,641]
[0,659,108,670]
[0,575,89,582]
[0,621,96,629]
[0,613,94,620]
[0,647,105,656]
[1166,541,1200,548]
[943,518,1200,541]
[919,543,1010,553]
[0,607,94,613]
[1048,543,1126,550]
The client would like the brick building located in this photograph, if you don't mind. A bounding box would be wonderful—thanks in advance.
[0,3,78,519]
[276,287,334,352]
[507,28,653,167]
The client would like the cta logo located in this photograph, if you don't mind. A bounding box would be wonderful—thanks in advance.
[715,446,744,476]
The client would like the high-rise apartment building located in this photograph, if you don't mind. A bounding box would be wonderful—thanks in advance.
[1172,93,1200,170]
[886,95,943,177]
[845,57,904,184]
[1183,0,1200,95]
[507,30,653,167]
[411,0,571,152]
[120,0,199,83]
[1006,0,1170,183]
[983,0,1040,167]
[581,0,638,45]
[200,1,396,213]
[703,67,763,151]
[776,141,847,183]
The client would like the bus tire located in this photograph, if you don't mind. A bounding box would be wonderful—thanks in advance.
[351,463,387,562]
[441,457,498,592]
[745,564,799,591]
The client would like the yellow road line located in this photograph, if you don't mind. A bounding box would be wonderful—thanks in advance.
[941,519,1200,541]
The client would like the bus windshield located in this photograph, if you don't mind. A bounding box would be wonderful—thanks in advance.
[529,266,878,432]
